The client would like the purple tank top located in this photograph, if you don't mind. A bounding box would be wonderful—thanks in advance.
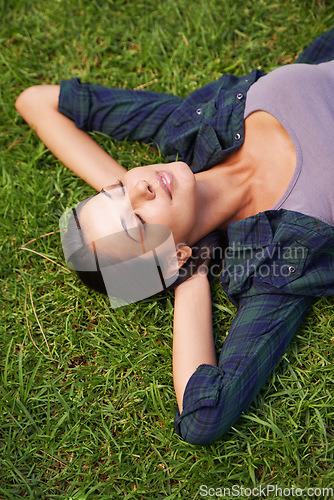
[244,60,334,227]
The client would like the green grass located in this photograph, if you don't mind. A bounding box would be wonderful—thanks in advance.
[1,0,334,498]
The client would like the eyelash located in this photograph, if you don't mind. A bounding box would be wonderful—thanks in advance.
[117,179,146,225]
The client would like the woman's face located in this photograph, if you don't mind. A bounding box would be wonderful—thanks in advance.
[79,161,197,248]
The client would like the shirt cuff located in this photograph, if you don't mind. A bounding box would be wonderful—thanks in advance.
[174,364,225,429]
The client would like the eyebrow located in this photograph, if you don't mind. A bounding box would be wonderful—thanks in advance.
[72,207,81,229]
[72,207,84,247]
[101,188,114,200]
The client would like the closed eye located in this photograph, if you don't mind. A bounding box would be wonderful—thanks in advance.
[117,180,146,227]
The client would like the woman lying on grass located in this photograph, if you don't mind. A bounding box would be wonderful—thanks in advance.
[15,27,334,445]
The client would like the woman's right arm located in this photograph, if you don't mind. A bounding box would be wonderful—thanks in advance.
[15,85,126,191]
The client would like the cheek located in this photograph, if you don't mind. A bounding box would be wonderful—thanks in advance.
[171,208,196,244]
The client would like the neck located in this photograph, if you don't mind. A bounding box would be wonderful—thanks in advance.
[185,109,298,246]
[187,153,255,246]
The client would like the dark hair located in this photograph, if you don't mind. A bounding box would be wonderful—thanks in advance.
[62,209,228,298]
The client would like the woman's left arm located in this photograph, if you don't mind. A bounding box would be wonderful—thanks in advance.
[173,272,217,413]
[174,292,313,445]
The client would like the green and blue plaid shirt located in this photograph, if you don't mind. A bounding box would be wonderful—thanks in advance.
[59,27,334,445]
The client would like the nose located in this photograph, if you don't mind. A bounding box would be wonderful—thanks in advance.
[129,180,155,206]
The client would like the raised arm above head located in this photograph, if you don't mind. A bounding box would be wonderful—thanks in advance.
[173,271,217,414]
[15,85,126,191]
[174,292,313,445]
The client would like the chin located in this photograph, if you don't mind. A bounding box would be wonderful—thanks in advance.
[173,161,191,171]
[172,161,195,182]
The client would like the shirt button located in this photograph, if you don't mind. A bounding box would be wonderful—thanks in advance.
[288,265,296,274]
[236,93,244,100]
[196,108,202,115]
[234,133,241,141]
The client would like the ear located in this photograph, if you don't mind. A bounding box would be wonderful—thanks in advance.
[162,244,192,279]
[175,244,192,268]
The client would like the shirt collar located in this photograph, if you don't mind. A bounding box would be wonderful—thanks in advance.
[226,209,334,249]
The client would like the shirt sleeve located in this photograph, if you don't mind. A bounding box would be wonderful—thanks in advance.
[58,77,183,143]
[295,26,334,64]
[58,71,262,172]
[174,293,313,446]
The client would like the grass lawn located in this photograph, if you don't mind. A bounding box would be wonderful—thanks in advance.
[1,0,334,498]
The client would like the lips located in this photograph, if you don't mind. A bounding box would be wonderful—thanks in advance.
[156,171,173,199]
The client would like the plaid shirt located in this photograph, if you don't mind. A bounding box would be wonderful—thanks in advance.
[59,27,334,445]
